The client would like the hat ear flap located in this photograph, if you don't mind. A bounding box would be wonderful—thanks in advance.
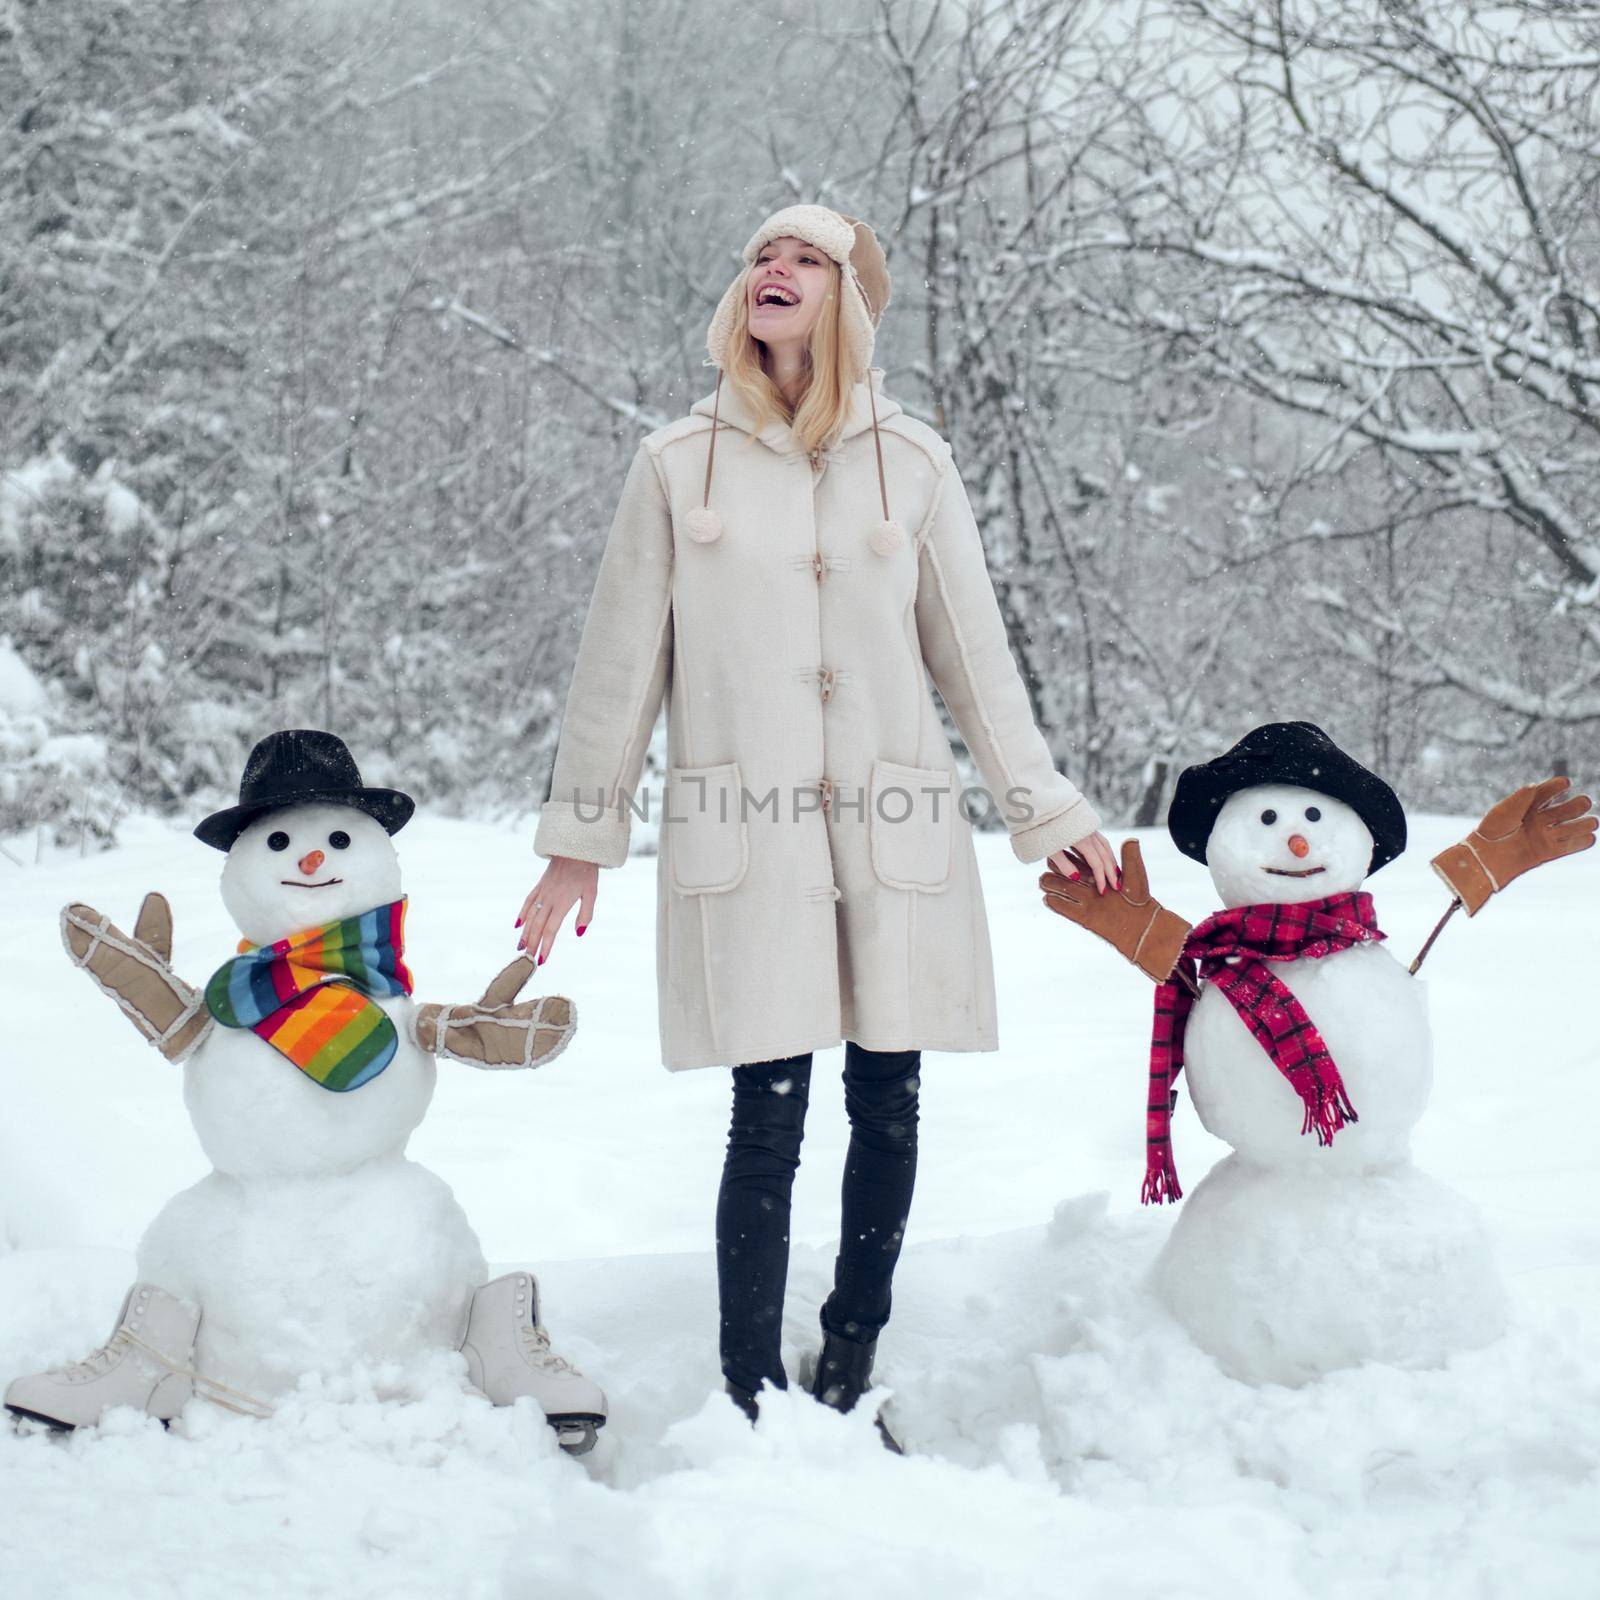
[706,268,749,369]
[840,215,891,326]
[839,269,876,386]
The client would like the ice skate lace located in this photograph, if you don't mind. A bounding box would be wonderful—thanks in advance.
[518,1320,577,1375]
[63,1330,133,1381]
[119,1330,275,1420]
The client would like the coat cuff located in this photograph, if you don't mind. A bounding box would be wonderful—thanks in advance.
[533,800,631,868]
[1008,794,1103,864]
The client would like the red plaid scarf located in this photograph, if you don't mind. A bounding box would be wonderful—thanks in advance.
[1144,891,1384,1205]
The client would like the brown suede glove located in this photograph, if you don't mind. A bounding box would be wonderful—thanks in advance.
[1431,776,1597,916]
[1038,838,1192,982]
[412,956,578,1070]
[60,894,213,1063]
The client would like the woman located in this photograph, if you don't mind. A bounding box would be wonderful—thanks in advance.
[517,204,1117,1447]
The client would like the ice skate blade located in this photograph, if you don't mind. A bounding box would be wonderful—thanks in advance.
[5,1403,175,1435]
[6,1403,73,1434]
[552,1419,600,1456]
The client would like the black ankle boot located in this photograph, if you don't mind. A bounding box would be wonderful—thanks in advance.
[809,1329,874,1412]
[724,1378,760,1424]
[807,1329,904,1454]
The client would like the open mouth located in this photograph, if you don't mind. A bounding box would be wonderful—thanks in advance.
[281,877,343,888]
[754,282,801,309]
[1264,866,1325,878]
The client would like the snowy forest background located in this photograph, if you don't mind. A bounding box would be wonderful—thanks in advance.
[4,0,1598,848]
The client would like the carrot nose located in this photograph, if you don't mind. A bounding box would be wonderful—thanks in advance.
[1287,834,1310,860]
[298,849,325,876]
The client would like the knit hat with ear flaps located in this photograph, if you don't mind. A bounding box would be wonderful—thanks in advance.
[690,204,904,555]
[705,204,891,379]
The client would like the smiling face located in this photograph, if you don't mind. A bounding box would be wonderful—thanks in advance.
[219,802,403,945]
[1205,784,1374,908]
[747,234,833,349]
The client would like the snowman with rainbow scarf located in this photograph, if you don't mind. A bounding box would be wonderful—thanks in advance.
[5,730,609,1453]
[1038,722,1595,1386]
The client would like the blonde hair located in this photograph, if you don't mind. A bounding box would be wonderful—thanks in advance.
[722,255,853,456]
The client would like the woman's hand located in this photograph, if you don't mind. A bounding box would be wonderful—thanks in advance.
[515,856,599,965]
[1047,831,1121,894]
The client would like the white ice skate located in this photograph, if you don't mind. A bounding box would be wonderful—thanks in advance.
[5,1283,200,1431]
[460,1271,607,1454]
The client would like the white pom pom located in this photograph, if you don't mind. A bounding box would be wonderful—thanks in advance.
[685,505,724,544]
[869,518,906,556]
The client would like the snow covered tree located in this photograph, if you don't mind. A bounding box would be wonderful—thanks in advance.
[1080,0,1600,786]
[6,0,1591,841]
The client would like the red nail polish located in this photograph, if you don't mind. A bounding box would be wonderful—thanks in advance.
[537,953,545,964]
[514,918,522,928]
[576,925,587,936]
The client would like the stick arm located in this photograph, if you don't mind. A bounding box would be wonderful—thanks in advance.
[1408,896,1462,975]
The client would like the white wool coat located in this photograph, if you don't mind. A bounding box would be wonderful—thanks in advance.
[533,372,1102,1070]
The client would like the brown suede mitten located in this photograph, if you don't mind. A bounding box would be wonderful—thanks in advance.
[61,895,213,1062]
[412,956,578,1070]
[1038,838,1192,982]
[1431,776,1597,915]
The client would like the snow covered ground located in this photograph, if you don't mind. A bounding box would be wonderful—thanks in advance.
[1,811,1595,1598]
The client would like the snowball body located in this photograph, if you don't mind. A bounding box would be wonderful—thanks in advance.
[1150,1157,1507,1385]
[137,1157,486,1395]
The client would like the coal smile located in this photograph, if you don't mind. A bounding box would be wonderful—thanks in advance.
[1263,866,1326,878]
[280,877,344,888]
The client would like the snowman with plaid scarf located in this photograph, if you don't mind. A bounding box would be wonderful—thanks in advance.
[5,730,608,1452]
[1039,722,1595,1385]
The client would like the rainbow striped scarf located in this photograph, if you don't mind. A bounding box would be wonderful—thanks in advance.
[204,900,414,1092]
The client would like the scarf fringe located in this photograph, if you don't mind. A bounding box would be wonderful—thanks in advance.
[1299,1080,1360,1146]
[1141,1158,1183,1206]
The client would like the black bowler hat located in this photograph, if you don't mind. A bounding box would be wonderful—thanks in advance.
[195,729,414,852]
[1167,721,1407,873]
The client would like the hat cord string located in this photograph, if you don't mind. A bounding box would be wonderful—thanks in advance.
[867,374,890,523]
[701,358,888,526]
[700,368,724,509]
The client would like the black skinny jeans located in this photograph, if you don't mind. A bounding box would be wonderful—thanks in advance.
[715,1041,920,1396]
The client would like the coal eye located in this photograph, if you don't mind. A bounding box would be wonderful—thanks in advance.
[1305,806,1321,822]
[1260,809,1278,826]
[328,830,351,850]
[267,831,290,852]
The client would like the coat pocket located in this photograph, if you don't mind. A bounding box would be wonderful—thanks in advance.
[868,758,956,892]
[666,761,749,894]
